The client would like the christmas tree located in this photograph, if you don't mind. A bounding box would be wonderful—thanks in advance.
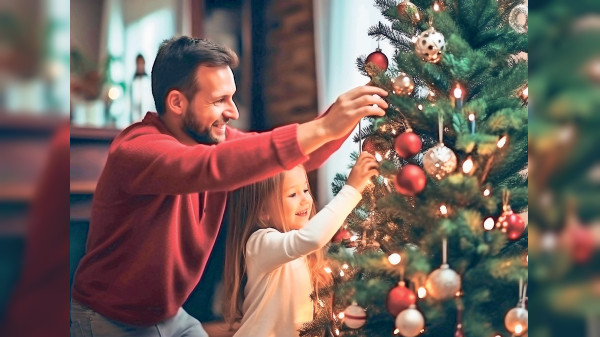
[301,1,528,336]
[528,0,600,335]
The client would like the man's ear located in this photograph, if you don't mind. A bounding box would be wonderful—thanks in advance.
[165,90,187,116]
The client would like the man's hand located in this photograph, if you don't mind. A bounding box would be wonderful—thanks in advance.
[298,85,388,155]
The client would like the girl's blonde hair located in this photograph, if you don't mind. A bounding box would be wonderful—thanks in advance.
[222,166,332,326]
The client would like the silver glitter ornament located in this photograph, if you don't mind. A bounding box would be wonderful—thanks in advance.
[425,263,461,300]
[423,143,457,180]
[509,4,528,34]
[395,304,425,337]
[504,303,528,335]
[414,27,446,63]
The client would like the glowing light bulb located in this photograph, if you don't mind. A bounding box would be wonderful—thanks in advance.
[515,324,523,334]
[522,86,528,99]
[497,136,507,148]
[462,157,474,174]
[468,113,475,122]
[340,270,345,277]
[433,2,440,11]
[338,312,345,319]
[108,86,122,100]
[484,217,495,230]
[335,328,340,336]
[388,253,402,265]
[418,286,427,298]
[375,152,383,162]
[342,263,349,269]
[324,267,332,273]
[394,328,400,335]
[418,104,424,110]
[440,205,448,215]
[350,235,359,242]
[453,86,463,99]
[483,188,491,197]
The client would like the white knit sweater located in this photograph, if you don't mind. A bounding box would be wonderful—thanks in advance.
[233,185,362,337]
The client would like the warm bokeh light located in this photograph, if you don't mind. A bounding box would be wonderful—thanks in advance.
[453,85,463,99]
[440,205,448,215]
[388,253,402,265]
[515,324,523,334]
[484,217,495,230]
[462,157,474,174]
[497,136,507,148]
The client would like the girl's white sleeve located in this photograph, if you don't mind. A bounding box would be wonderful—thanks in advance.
[246,185,362,274]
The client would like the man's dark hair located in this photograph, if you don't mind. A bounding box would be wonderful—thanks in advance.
[151,37,239,115]
[136,53,145,62]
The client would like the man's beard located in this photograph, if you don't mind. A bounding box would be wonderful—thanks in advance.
[183,107,220,144]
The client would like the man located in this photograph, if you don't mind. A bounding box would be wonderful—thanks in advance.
[70,36,387,337]
[130,54,155,123]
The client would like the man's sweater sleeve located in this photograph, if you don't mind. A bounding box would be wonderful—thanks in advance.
[246,185,362,275]
[113,124,308,195]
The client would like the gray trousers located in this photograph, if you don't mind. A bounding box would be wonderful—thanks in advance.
[70,300,209,337]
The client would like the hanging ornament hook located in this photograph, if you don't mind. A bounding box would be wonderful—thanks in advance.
[438,112,444,144]
[442,237,448,265]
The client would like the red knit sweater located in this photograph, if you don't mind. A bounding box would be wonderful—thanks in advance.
[72,112,344,325]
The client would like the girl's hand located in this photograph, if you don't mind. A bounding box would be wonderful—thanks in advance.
[346,151,379,193]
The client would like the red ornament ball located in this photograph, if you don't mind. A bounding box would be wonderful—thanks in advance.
[387,283,416,316]
[394,131,422,158]
[567,225,595,264]
[365,48,388,76]
[362,135,389,156]
[395,164,427,196]
[498,211,525,240]
[332,227,352,243]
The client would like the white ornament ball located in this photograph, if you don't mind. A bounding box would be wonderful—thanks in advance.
[504,305,528,335]
[425,264,461,300]
[415,27,446,63]
[343,303,367,329]
[395,304,425,337]
[423,143,457,180]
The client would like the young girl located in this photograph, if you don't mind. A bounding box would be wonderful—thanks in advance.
[223,152,379,337]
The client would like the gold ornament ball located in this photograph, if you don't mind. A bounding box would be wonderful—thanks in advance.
[425,264,461,300]
[395,305,425,337]
[392,73,415,96]
[504,305,528,335]
[423,143,457,180]
[585,57,600,83]
[397,1,420,23]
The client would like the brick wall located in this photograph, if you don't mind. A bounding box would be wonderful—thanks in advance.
[261,0,319,129]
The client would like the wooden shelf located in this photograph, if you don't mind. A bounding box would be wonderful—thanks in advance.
[0,113,66,136]
[71,126,121,141]
[70,181,97,194]
[0,184,35,202]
